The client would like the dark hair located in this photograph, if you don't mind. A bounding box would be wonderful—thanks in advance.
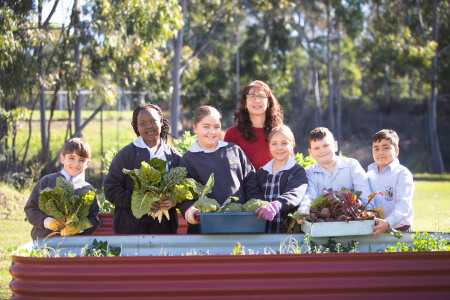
[62,138,91,158]
[372,129,399,148]
[308,127,334,148]
[233,80,283,142]
[131,103,171,141]
[193,105,222,125]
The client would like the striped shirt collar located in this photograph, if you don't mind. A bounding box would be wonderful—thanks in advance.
[189,140,228,153]
[262,156,296,175]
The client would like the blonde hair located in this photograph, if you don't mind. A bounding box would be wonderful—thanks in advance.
[268,124,295,146]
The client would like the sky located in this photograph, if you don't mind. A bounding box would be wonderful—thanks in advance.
[42,0,75,26]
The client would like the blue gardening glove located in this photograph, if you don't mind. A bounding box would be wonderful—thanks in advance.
[255,202,281,221]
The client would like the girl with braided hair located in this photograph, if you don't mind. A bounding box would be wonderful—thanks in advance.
[104,103,182,234]
[224,80,283,170]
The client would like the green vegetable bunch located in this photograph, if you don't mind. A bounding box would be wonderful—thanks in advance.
[123,158,203,221]
[193,174,220,212]
[39,177,95,232]
[243,199,269,212]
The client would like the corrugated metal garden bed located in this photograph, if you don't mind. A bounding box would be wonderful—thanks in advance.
[9,233,450,298]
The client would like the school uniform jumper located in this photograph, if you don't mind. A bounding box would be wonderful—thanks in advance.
[104,138,181,234]
[367,158,414,229]
[24,171,100,240]
[256,157,308,233]
[178,141,263,234]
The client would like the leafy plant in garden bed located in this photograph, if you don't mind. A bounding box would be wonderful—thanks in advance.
[385,232,449,252]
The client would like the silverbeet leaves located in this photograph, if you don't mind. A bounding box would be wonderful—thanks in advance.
[39,177,95,231]
[123,158,202,220]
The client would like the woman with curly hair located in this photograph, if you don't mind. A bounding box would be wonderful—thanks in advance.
[104,103,182,234]
[224,80,283,170]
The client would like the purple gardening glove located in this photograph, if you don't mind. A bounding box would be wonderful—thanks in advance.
[255,202,280,221]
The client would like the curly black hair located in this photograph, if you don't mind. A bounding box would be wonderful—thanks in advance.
[233,80,283,142]
[131,103,171,142]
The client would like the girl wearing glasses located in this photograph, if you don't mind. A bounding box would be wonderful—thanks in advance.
[224,80,283,170]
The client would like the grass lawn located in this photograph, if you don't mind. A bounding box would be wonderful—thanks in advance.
[412,173,450,232]
[0,184,32,299]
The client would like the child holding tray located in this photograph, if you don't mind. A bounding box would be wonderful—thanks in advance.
[178,105,263,234]
[255,125,308,233]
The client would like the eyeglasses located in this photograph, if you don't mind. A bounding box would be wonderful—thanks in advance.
[246,94,268,102]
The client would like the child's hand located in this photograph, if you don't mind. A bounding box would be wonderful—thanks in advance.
[370,218,390,239]
[48,218,65,231]
[149,202,161,214]
[185,206,200,225]
[255,202,280,221]
[296,218,306,225]
[160,196,175,210]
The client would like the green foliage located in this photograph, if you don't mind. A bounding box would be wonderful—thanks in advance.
[193,174,221,213]
[172,131,197,155]
[81,239,121,257]
[294,153,316,169]
[97,191,115,214]
[101,147,118,175]
[385,232,449,252]
[123,158,201,219]
[38,177,95,231]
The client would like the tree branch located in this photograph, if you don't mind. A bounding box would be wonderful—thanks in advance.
[42,0,60,29]
[179,21,219,75]
[416,0,428,42]
[438,44,450,56]
[436,2,449,33]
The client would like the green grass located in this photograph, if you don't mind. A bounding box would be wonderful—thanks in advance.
[413,173,450,232]
[0,183,32,299]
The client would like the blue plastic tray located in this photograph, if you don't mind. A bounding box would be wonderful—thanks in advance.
[197,212,267,234]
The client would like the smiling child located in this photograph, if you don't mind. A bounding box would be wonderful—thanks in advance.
[178,105,263,234]
[255,125,308,233]
[367,129,414,238]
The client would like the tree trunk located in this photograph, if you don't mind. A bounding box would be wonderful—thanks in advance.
[336,28,342,143]
[383,64,389,106]
[311,60,322,127]
[428,0,444,173]
[171,0,187,139]
[234,0,240,107]
[38,0,48,162]
[73,0,82,138]
[326,0,334,132]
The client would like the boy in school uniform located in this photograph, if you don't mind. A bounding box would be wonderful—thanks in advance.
[24,138,100,240]
[297,127,371,220]
[367,129,414,239]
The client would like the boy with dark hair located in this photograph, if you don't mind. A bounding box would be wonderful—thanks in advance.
[368,129,414,239]
[24,138,100,240]
[297,127,371,219]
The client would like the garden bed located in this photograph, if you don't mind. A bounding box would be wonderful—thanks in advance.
[10,250,450,298]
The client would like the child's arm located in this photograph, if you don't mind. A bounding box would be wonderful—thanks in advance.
[385,169,415,229]
[276,166,308,213]
[298,169,319,215]
[104,150,133,208]
[240,150,264,200]
[24,177,50,229]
